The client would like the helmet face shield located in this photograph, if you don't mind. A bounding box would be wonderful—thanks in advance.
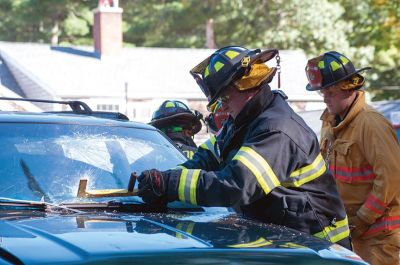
[305,57,323,90]
[189,71,211,100]
[190,54,214,100]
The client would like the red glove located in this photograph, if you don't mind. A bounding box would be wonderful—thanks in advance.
[138,169,167,205]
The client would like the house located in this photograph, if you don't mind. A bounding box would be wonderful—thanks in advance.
[0,56,40,111]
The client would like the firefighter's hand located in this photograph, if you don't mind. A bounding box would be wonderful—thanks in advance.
[349,216,369,238]
[138,169,167,205]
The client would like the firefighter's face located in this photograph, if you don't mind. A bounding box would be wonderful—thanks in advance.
[219,84,256,119]
[320,84,356,117]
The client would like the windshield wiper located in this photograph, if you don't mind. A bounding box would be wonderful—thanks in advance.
[0,197,85,214]
[62,200,167,213]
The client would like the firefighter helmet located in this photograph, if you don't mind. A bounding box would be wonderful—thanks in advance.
[150,100,202,134]
[190,46,279,106]
[305,51,371,91]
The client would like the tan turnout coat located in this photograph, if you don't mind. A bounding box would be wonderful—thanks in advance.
[320,90,400,238]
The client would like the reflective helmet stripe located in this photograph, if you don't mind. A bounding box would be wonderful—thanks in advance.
[225,50,240,59]
[330,61,341,71]
[165,101,175,108]
[339,56,349,64]
[204,66,210,77]
[214,61,225,72]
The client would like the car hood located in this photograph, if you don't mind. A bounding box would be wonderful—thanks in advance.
[0,209,366,265]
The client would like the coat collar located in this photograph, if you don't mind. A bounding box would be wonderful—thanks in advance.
[234,83,274,127]
[166,132,197,148]
[320,90,367,135]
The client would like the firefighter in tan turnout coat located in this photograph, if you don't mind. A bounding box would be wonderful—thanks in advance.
[305,51,400,265]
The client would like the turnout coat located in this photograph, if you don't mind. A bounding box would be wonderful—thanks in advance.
[320,90,400,238]
[165,85,350,246]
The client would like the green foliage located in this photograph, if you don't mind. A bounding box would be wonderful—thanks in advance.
[0,0,97,43]
[334,0,400,99]
[0,0,398,99]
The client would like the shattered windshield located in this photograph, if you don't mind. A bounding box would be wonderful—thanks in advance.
[0,122,186,204]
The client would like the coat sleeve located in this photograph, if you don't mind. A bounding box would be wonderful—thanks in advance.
[179,135,220,171]
[357,113,400,224]
[166,130,307,208]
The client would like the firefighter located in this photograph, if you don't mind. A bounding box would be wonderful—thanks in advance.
[138,46,351,248]
[150,100,202,159]
[305,51,400,265]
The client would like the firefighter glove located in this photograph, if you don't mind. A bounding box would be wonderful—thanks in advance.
[138,169,168,205]
[349,215,370,238]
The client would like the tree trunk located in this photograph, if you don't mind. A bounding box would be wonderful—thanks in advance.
[205,18,216,49]
[51,21,59,45]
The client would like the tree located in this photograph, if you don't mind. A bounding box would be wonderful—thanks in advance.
[0,0,397,99]
[0,0,97,45]
[334,0,400,100]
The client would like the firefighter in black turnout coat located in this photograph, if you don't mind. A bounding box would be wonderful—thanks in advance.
[137,46,351,248]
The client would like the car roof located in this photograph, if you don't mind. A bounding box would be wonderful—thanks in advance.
[0,97,157,130]
[0,111,156,130]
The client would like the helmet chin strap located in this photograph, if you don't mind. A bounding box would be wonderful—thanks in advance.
[276,54,281,89]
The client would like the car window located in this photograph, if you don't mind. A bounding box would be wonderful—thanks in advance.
[0,122,186,204]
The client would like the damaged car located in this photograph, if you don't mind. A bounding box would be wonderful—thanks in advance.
[0,98,367,265]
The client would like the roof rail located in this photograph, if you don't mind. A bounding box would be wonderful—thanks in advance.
[0,97,129,121]
[46,111,129,121]
[0,97,92,114]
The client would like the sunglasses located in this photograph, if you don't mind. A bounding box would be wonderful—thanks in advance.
[218,94,230,104]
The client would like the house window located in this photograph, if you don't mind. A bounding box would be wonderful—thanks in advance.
[97,104,119,111]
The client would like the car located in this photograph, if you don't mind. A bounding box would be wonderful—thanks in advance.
[372,99,400,142]
[0,97,367,265]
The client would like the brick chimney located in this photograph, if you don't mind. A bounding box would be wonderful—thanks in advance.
[93,0,123,56]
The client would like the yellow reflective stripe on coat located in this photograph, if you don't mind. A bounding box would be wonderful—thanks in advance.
[176,222,195,239]
[199,136,216,151]
[279,242,306,248]
[182,150,194,159]
[199,136,219,160]
[228,237,272,248]
[233,146,280,195]
[314,217,350,243]
[284,153,326,187]
[178,168,201,205]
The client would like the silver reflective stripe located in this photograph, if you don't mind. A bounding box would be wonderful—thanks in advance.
[284,153,326,187]
[178,169,201,205]
[233,146,280,195]
[314,217,350,243]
